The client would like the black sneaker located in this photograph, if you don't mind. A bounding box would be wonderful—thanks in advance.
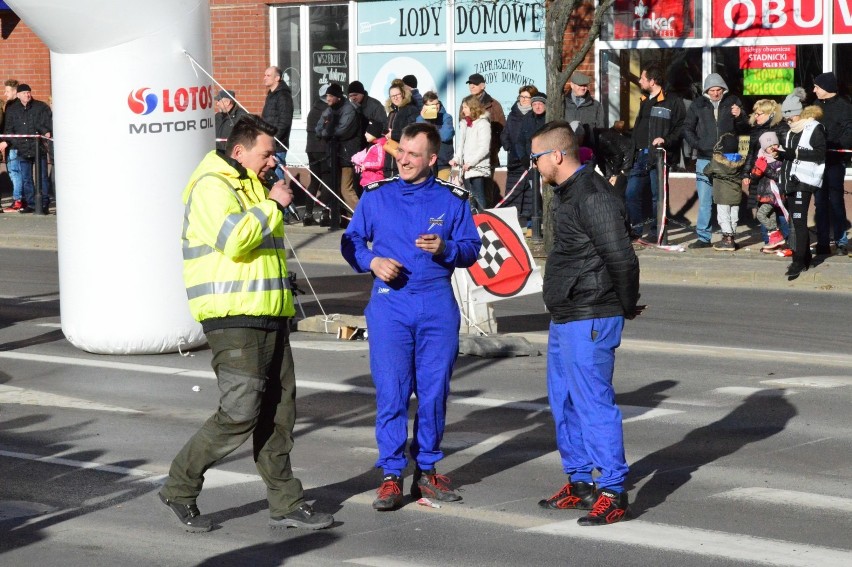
[538,480,596,510]
[158,492,213,533]
[815,244,832,256]
[269,503,333,530]
[411,469,462,502]
[372,474,403,511]
[577,488,629,526]
[687,239,712,249]
[785,262,808,280]
[303,216,317,227]
[319,214,331,227]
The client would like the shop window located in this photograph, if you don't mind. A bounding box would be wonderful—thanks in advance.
[835,44,852,97]
[712,45,822,114]
[273,4,350,121]
[275,7,302,119]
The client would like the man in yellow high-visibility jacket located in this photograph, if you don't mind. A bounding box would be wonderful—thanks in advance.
[158,114,333,532]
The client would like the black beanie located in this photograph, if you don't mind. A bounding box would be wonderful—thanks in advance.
[402,74,418,89]
[347,81,367,96]
[814,72,838,93]
[366,120,385,138]
[325,83,344,99]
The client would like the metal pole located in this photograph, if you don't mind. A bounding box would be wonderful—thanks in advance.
[531,169,542,241]
[34,138,44,215]
[655,147,667,245]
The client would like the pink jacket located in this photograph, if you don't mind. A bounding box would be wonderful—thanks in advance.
[351,137,387,187]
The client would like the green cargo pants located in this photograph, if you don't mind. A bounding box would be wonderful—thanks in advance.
[160,326,305,516]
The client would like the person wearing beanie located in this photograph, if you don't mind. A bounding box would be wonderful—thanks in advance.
[683,71,748,249]
[303,85,332,226]
[401,74,423,109]
[351,120,390,188]
[531,92,547,105]
[769,93,826,278]
[741,98,792,246]
[347,79,387,142]
[748,130,788,252]
[563,71,603,128]
[316,82,362,231]
[812,71,852,255]
[0,81,53,212]
[415,90,455,180]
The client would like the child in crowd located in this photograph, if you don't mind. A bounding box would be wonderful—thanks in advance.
[749,131,790,254]
[351,120,388,188]
[704,133,745,251]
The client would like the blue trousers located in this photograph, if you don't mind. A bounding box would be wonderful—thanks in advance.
[465,176,487,212]
[365,282,460,476]
[17,152,51,207]
[6,149,23,202]
[547,316,628,491]
[625,151,659,236]
[694,158,713,242]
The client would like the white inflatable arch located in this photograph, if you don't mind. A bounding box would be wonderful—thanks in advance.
[8,0,211,353]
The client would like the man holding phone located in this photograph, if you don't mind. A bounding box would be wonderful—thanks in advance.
[341,123,480,511]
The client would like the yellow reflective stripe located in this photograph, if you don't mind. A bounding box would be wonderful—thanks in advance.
[186,277,291,300]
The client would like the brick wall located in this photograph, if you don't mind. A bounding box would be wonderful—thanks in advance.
[560,1,597,96]
[0,11,51,100]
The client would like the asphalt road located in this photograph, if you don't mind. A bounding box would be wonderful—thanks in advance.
[1,249,851,566]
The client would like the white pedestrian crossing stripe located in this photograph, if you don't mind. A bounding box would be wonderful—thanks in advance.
[523,517,852,566]
[0,384,141,413]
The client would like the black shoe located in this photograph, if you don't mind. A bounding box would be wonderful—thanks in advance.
[577,488,629,526]
[538,480,596,510]
[302,216,317,227]
[18,206,34,214]
[269,503,334,530]
[372,474,404,511]
[785,262,808,280]
[687,239,712,249]
[158,492,213,533]
[815,244,832,256]
[319,214,331,227]
[411,469,462,502]
[836,245,848,256]
[327,226,341,232]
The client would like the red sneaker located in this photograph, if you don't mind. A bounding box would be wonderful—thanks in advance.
[538,480,597,510]
[577,488,629,526]
[372,474,403,511]
[3,200,23,212]
[411,469,461,502]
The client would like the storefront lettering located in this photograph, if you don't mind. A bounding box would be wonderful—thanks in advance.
[398,7,442,37]
[456,2,541,36]
[633,12,675,32]
[722,0,822,31]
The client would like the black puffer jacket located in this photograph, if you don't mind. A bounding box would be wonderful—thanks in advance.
[682,93,748,159]
[315,99,361,167]
[543,166,640,323]
[815,95,852,165]
[501,103,533,170]
[261,81,294,147]
[2,98,52,159]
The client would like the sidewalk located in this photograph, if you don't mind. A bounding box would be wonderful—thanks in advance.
[3,207,852,292]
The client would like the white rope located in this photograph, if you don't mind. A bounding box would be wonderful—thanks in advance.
[182,50,349,212]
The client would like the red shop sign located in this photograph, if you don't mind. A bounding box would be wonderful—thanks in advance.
[611,0,696,40]
[835,1,852,34]
[713,0,824,38]
[739,45,796,69]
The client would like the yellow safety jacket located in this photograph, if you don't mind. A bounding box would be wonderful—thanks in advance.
[181,150,294,326]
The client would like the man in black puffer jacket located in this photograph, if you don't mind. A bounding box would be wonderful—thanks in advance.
[813,72,852,255]
[682,73,748,248]
[262,66,294,176]
[532,121,640,527]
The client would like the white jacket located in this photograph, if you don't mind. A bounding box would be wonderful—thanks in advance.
[454,115,492,179]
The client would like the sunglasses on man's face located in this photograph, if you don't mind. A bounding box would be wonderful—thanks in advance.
[530,149,568,165]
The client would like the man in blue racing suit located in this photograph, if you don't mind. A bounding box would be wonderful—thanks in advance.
[342,122,481,511]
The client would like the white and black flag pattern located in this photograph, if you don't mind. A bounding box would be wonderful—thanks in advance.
[476,221,512,279]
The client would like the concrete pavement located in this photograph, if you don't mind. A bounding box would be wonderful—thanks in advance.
[2,205,852,292]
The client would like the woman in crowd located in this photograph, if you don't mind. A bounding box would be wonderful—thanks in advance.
[770,90,826,279]
[742,98,790,243]
[500,85,539,225]
[415,90,455,180]
[451,94,492,212]
[383,78,419,177]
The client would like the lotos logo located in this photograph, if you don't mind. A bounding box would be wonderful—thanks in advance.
[127,85,213,115]
[128,88,158,115]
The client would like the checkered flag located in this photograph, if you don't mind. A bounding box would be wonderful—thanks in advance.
[476,221,512,279]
